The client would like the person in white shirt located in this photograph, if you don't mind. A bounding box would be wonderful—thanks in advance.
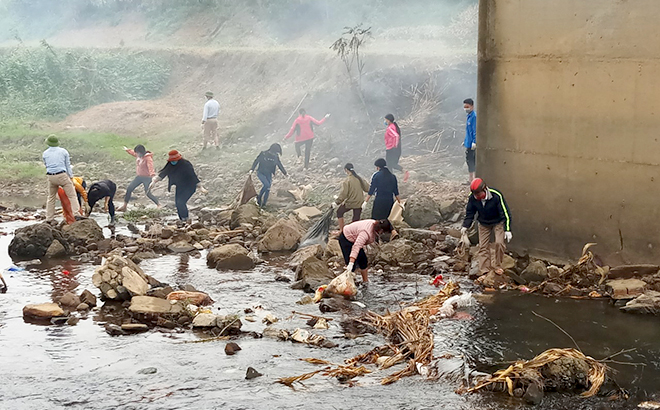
[42,135,80,221]
[201,91,220,150]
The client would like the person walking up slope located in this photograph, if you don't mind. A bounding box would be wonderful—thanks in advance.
[461,178,512,276]
[201,91,220,149]
[383,114,409,182]
[335,163,370,231]
[117,144,160,211]
[250,143,287,208]
[42,135,80,221]
[283,108,330,169]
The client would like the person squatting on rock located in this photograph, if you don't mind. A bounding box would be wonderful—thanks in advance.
[201,91,220,150]
[335,163,370,232]
[339,219,396,284]
[87,179,117,224]
[149,150,207,222]
[250,143,287,208]
[42,135,80,221]
[383,113,409,182]
[461,178,512,276]
[463,98,477,183]
[118,144,160,212]
[283,108,330,169]
[363,158,404,220]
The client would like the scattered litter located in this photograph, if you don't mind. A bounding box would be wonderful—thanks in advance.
[324,269,357,298]
[262,313,278,325]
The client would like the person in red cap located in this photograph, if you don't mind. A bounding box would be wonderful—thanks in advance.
[148,150,207,222]
[461,178,512,276]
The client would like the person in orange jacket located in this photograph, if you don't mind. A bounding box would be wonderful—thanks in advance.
[117,144,160,212]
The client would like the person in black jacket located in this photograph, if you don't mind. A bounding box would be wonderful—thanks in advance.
[86,179,117,224]
[461,178,512,276]
[250,143,287,208]
[149,150,207,221]
[362,158,404,220]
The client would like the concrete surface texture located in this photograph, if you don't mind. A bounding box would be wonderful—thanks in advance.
[477,0,660,264]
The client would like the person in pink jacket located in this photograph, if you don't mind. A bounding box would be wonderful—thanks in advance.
[283,108,330,169]
[117,144,160,211]
[384,114,409,182]
[339,219,396,284]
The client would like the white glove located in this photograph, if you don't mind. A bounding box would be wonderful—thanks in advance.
[199,186,208,195]
[471,142,476,150]
[361,201,368,210]
[346,262,354,272]
[331,202,338,210]
[505,232,513,243]
[325,113,331,119]
[248,169,254,175]
[122,146,129,151]
[461,227,468,235]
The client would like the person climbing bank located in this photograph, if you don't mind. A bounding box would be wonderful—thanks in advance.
[201,91,220,150]
[335,163,370,231]
[363,158,404,220]
[42,135,80,221]
[383,114,409,182]
[250,143,287,208]
[87,179,117,224]
[461,178,512,276]
[118,144,160,212]
[149,150,207,222]
[283,108,330,169]
[339,219,396,284]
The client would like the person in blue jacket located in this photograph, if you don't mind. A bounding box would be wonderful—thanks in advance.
[362,158,404,220]
[463,98,477,183]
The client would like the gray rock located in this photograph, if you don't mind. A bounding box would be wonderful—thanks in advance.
[137,367,158,374]
[66,316,80,326]
[521,260,548,283]
[121,323,149,332]
[76,303,90,311]
[129,296,183,316]
[620,291,660,314]
[230,203,260,229]
[225,342,242,355]
[192,313,218,328]
[258,218,303,252]
[207,244,255,270]
[45,240,67,258]
[62,219,104,245]
[606,278,648,300]
[167,241,195,253]
[376,239,415,265]
[245,367,262,380]
[9,223,57,259]
[523,383,544,405]
[293,256,335,292]
[79,289,97,307]
[59,292,81,307]
[402,195,441,228]
[105,323,126,336]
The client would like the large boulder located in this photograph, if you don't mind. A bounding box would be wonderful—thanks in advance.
[289,244,324,270]
[129,296,183,316]
[230,203,260,229]
[44,239,67,259]
[9,223,57,259]
[62,219,104,246]
[376,239,415,265]
[92,255,151,300]
[402,195,441,228]
[620,291,660,314]
[521,260,548,283]
[258,218,303,252]
[23,303,65,320]
[606,278,648,300]
[207,244,255,270]
[292,256,336,292]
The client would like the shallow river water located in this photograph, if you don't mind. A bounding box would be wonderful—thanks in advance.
[0,218,658,410]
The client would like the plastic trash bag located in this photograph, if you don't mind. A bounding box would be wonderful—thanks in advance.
[239,174,258,206]
[325,269,358,298]
[388,200,404,224]
[58,187,75,224]
[299,206,334,249]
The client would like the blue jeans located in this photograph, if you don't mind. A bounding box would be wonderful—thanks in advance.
[257,172,272,207]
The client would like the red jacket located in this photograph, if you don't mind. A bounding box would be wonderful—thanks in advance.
[384,123,400,150]
[127,149,156,177]
[284,115,326,142]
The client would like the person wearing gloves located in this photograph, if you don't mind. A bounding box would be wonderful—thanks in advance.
[335,163,370,231]
[383,114,410,182]
[461,178,512,276]
[250,143,287,208]
[72,176,89,215]
[362,158,403,220]
[86,179,117,224]
[149,150,207,222]
[283,108,330,169]
[117,144,160,212]
[463,98,477,183]
[339,219,396,284]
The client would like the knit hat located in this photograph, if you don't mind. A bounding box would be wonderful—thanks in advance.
[46,135,59,147]
[205,91,214,97]
[168,150,182,162]
[384,114,395,122]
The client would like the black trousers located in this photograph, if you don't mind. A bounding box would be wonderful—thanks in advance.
[174,186,196,220]
[295,139,313,168]
[125,176,159,205]
[338,233,368,271]
[386,146,403,171]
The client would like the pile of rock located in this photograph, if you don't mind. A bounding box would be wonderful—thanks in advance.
[22,288,97,323]
[92,255,157,301]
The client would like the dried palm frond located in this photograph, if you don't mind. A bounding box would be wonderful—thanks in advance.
[299,358,334,365]
[276,369,324,387]
[323,364,372,379]
[466,348,609,398]
[345,344,399,366]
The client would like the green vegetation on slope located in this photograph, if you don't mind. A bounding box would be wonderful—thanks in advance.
[0,43,170,120]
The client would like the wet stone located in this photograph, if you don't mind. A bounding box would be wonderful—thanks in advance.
[225,342,242,355]
[105,323,126,336]
[137,367,158,375]
[245,367,262,380]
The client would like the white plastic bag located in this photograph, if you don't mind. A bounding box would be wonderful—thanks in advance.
[325,269,358,298]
